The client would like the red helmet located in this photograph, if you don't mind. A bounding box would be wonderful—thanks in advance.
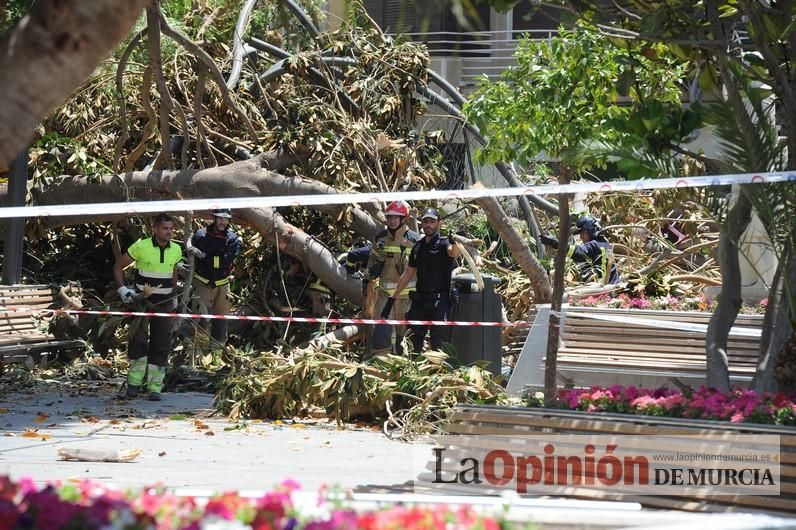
[385,201,409,217]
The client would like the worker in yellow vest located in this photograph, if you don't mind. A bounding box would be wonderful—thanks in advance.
[114,213,183,400]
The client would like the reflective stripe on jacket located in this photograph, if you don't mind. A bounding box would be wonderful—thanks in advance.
[127,236,183,294]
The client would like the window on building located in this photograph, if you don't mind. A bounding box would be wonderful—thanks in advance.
[364,0,490,57]
[512,3,562,34]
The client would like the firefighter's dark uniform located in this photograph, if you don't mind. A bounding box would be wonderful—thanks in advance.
[125,236,182,393]
[568,237,619,284]
[406,233,456,352]
[191,225,241,347]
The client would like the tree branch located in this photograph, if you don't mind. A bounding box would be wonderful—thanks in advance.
[158,8,258,143]
[0,0,150,167]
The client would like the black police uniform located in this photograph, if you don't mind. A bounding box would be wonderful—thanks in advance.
[406,232,456,352]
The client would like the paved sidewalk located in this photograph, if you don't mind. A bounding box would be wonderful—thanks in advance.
[0,379,427,492]
[2,378,796,529]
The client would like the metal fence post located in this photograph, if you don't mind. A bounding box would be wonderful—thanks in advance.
[2,147,28,285]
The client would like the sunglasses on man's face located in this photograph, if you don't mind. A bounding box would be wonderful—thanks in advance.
[421,218,438,224]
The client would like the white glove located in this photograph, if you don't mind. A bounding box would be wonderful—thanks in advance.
[117,286,136,304]
[187,246,206,258]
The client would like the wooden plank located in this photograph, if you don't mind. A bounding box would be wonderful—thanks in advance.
[558,351,757,367]
[0,296,54,306]
[558,365,754,381]
[561,343,758,360]
[566,307,764,322]
[562,325,762,341]
[563,314,764,327]
[563,321,762,335]
[0,326,41,335]
[556,356,756,373]
[0,287,53,294]
[0,339,81,355]
[563,332,759,348]
[558,355,757,369]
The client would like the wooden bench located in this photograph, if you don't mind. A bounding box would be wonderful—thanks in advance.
[558,307,763,383]
[506,305,764,395]
[0,284,82,366]
[438,404,796,514]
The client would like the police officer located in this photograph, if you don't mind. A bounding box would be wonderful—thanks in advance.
[383,207,460,353]
[367,201,419,354]
[186,209,242,355]
[540,215,619,284]
[114,213,183,400]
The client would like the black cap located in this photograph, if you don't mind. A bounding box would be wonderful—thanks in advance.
[420,207,440,220]
[212,208,232,219]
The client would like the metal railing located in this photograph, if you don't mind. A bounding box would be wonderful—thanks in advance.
[391,29,558,84]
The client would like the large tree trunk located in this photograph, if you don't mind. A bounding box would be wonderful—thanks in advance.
[706,187,752,391]
[753,246,796,392]
[28,154,382,239]
[239,207,363,304]
[5,153,551,308]
[544,173,571,402]
[475,196,552,303]
[0,0,149,166]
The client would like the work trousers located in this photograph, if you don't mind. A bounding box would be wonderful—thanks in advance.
[371,293,409,355]
[128,294,173,367]
[192,280,230,345]
[406,292,450,353]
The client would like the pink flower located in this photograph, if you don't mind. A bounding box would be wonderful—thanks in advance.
[631,396,658,408]
[280,479,301,492]
[660,394,686,410]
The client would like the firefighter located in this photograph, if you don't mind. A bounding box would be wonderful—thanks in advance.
[114,213,183,400]
[186,209,242,356]
[366,201,420,354]
[384,207,460,353]
[540,215,619,284]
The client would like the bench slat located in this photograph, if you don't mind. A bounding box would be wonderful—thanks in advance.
[557,356,757,374]
[563,340,758,356]
[558,347,758,364]
[0,285,82,362]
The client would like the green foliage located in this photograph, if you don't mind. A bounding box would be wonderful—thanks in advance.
[0,0,32,34]
[30,133,111,184]
[215,346,510,436]
[463,26,685,169]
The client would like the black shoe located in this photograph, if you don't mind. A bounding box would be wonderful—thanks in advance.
[125,385,141,398]
[147,392,162,401]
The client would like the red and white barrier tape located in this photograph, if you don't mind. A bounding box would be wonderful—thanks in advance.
[8,305,764,336]
[39,308,530,328]
[0,171,792,219]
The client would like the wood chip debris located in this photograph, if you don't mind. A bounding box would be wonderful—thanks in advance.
[57,448,143,462]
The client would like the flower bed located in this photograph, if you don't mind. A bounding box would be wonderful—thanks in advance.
[571,293,767,313]
[0,477,506,530]
[527,385,796,425]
